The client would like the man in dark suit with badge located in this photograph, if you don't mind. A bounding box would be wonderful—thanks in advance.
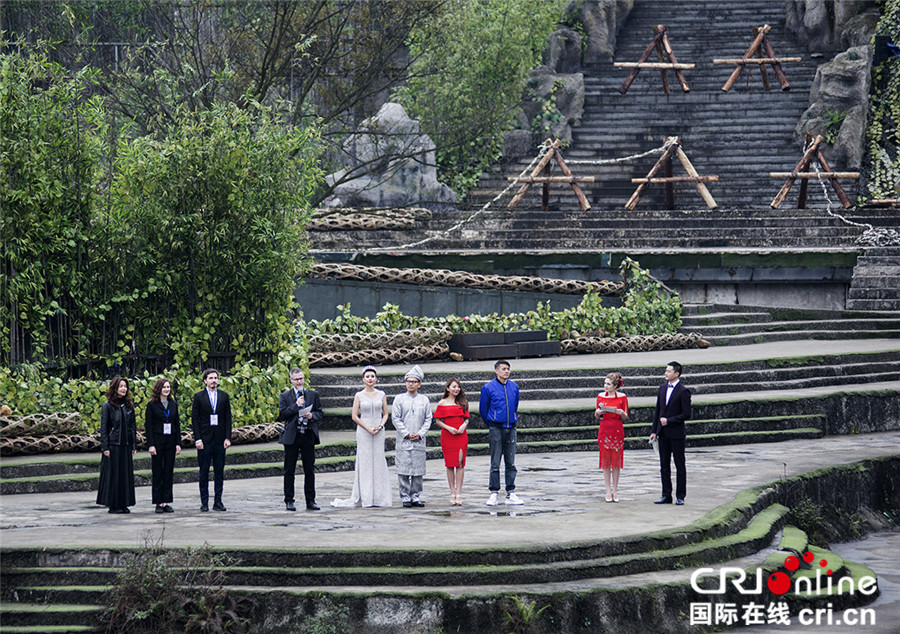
[278,368,323,511]
[191,368,232,512]
[649,361,692,506]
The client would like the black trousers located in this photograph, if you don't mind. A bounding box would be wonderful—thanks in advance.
[197,441,226,505]
[150,436,178,504]
[284,436,316,504]
[658,435,686,500]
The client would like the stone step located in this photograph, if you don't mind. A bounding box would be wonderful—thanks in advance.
[317,363,898,409]
[0,603,104,628]
[0,504,789,588]
[681,311,773,326]
[683,317,900,335]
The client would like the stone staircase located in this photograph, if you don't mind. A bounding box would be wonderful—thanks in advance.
[679,303,900,345]
[848,246,900,311]
[470,0,852,212]
[2,455,893,632]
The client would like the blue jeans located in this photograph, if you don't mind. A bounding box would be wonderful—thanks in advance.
[487,423,517,492]
[197,442,226,505]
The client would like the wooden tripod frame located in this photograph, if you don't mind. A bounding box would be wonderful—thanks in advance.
[616,25,694,94]
[769,135,859,209]
[714,25,801,92]
[626,137,718,210]
[507,139,593,211]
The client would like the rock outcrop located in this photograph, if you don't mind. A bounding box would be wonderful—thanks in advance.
[785,0,880,54]
[796,45,872,169]
[322,103,456,209]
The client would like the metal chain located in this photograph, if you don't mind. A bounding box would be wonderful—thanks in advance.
[810,159,900,247]
[364,139,673,253]
[564,139,676,165]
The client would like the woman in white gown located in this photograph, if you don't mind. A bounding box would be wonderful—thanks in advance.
[332,365,392,507]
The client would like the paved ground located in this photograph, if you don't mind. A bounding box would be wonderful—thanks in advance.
[2,432,898,551]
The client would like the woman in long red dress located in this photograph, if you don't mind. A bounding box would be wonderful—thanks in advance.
[595,371,629,503]
[433,378,470,506]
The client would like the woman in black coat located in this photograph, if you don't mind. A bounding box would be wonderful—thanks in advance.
[145,377,182,513]
[96,376,137,514]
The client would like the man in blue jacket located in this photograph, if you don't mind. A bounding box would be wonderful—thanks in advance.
[479,360,524,505]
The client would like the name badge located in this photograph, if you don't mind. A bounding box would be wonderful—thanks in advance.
[210,414,219,426]
[163,423,172,435]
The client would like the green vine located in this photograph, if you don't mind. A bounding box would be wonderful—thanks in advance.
[304,258,681,340]
[862,5,900,201]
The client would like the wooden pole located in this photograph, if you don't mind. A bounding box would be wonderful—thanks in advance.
[664,152,675,209]
[625,137,680,210]
[814,151,853,208]
[770,135,824,208]
[714,57,803,65]
[763,35,791,90]
[721,25,769,92]
[541,156,551,211]
[632,176,720,183]
[797,173,809,208]
[506,176,596,183]
[553,150,591,211]
[675,146,717,209]
[660,29,690,92]
[654,26,670,94]
[619,31,663,94]
[614,62,695,69]
[768,172,861,179]
[757,43,771,91]
[508,139,560,210]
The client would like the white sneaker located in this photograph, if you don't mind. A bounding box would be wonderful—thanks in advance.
[505,492,524,505]
[485,492,499,506]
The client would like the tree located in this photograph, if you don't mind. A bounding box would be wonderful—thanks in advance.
[396,0,566,195]
[0,48,107,365]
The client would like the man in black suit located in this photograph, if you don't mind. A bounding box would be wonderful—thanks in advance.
[649,361,691,506]
[278,368,323,511]
[191,368,232,512]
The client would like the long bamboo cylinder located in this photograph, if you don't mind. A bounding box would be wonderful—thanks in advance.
[631,176,719,183]
[714,57,801,65]
[614,62,695,69]
[675,147,718,209]
[768,172,860,179]
[507,176,596,183]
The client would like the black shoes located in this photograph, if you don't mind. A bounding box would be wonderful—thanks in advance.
[200,504,209,512]
[286,502,297,511]
[213,501,227,512]
[108,508,129,514]
[410,500,425,507]
[402,501,412,508]
[676,499,685,506]
[306,502,320,511]
[163,505,174,513]
[654,497,673,504]
[155,506,165,514]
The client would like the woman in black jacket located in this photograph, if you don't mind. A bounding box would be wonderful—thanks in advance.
[145,378,182,513]
[96,376,137,514]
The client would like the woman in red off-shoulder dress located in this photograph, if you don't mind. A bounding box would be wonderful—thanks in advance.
[595,371,629,503]
[433,378,470,506]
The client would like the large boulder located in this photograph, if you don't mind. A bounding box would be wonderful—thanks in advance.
[786,0,880,54]
[503,69,585,160]
[322,103,456,208]
[572,0,634,63]
[795,46,872,169]
[543,26,584,73]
